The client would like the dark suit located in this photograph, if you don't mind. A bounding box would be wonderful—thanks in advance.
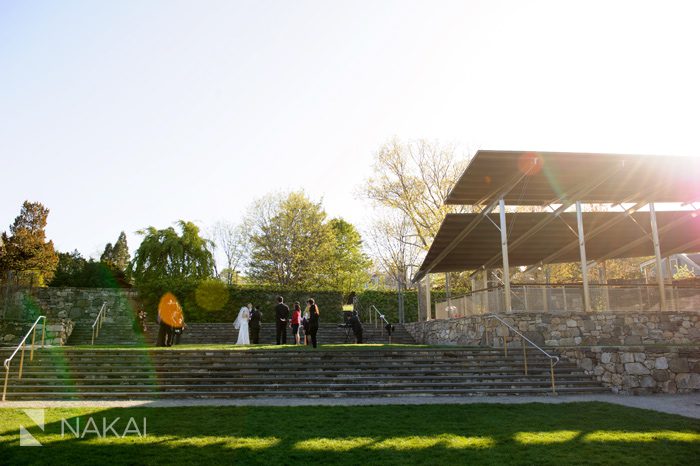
[275,303,290,344]
[308,305,320,348]
[348,315,363,344]
[249,309,262,344]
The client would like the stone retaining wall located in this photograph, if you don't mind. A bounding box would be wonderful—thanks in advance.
[1,318,74,347]
[403,311,700,394]
[560,346,700,394]
[2,287,137,323]
[403,311,700,347]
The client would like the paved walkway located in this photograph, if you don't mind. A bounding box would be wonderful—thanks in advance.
[2,393,699,419]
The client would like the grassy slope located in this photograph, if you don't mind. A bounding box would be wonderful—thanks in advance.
[1,403,698,465]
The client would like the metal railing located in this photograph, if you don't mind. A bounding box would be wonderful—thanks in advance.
[436,282,700,316]
[369,305,390,328]
[91,302,108,345]
[2,315,46,401]
[369,305,392,342]
[486,314,560,395]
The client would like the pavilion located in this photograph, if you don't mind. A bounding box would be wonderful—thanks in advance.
[413,150,700,317]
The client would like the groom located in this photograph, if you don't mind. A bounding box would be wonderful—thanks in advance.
[275,296,290,345]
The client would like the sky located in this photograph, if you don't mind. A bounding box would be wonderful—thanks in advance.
[1,0,699,267]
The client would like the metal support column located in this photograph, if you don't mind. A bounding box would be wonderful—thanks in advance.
[576,201,591,312]
[424,275,432,321]
[445,272,452,316]
[649,203,666,311]
[598,263,610,311]
[665,257,677,311]
[483,269,489,312]
[498,198,512,313]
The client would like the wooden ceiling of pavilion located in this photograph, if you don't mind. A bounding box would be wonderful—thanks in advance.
[415,151,700,278]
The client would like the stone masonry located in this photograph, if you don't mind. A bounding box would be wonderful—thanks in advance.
[403,311,700,394]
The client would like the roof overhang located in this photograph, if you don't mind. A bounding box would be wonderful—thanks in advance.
[416,210,700,275]
[445,150,700,206]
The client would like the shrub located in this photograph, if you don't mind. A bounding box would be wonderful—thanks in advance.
[136,279,343,323]
[355,289,464,323]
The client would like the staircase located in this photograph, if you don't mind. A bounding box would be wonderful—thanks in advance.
[142,322,417,345]
[68,323,142,346]
[0,347,608,400]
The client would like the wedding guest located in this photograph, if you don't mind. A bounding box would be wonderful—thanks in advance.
[249,305,262,344]
[307,298,320,348]
[291,302,301,345]
[301,309,311,346]
[275,296,290,345]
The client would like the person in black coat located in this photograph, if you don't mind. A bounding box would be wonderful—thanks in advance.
[275,296,290,345]
[249,305,262,344]
[348,310,363,344]
[306,298,320,348]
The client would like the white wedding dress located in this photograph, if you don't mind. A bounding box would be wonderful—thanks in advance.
[234,307,250,345]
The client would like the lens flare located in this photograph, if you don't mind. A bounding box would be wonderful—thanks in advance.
[518,152,543,176]
[158,292,184,327]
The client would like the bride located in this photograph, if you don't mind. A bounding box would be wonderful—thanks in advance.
[234,304,251,345]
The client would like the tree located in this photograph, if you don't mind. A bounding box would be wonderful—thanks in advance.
[211,221,248,285]
[0,201,59,286]
[366,212,422,289]
[246,192,337,288]
[100,232,130,272]
[129,221,215,284]
[361,139,468,288]
[324,218,372,294]
[50,250,88,286]
[363,138,469,249]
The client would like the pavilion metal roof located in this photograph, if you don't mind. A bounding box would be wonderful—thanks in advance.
[445,150,700,206]
[417,210,700,274]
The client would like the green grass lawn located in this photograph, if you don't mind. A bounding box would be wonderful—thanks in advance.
[1,403,698,465]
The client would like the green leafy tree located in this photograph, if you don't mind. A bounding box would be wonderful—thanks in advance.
[246,192,337,288]
[50,250,88,286]
[322,218,371,294]
[0,201,59,285]
[129,221,215,284]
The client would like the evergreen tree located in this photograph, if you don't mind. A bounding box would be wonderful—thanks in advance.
[100,243,113,264]
[100,232,130,272]
[0,201,59,285]
[111,231,130,272]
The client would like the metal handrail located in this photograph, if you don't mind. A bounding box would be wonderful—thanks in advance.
[91,302,108,345]
[369,305,390,327]
[486,314,559,394]
[2,315,46,401]
[369,305,392,341]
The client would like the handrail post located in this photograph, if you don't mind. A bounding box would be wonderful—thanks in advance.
[18,342,26,380]
[30,326,37,361]
[92,327,95,346]
[522,338,528,375]
[2,362,10,401]
[41,321,45,348]
[550,359,557,395]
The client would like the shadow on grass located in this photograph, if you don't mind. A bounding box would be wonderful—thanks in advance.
[0,403,698,465]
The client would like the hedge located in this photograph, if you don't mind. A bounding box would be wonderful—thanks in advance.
[137,279,344,323]
[355,289,467,323]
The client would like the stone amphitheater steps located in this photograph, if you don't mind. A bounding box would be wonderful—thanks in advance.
[141,322,417,345]
[68,323,142,346]
[0,348,607,400]
[67,322,416,346]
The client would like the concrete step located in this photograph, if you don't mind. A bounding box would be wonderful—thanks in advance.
[3,386,610,400]
[0,347,606,400]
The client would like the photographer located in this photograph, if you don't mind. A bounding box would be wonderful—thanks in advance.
[348,310,363,344]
